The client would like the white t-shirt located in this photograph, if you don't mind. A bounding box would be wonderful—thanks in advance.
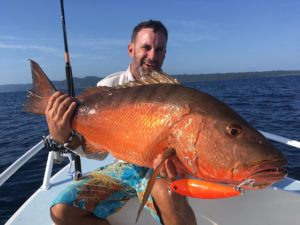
[97,66,135,87]
[72,66,134,160]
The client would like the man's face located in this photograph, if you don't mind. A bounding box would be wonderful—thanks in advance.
[128,28,167,78]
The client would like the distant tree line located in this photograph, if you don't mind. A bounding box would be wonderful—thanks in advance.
[0,70,299,92]
[172,70,300,83]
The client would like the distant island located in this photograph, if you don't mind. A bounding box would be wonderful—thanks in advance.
[1,70,300,93]
[173,70,300,82]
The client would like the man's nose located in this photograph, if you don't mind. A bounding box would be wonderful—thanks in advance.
[147,49,157,60]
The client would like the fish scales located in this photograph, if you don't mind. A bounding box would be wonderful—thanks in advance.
[24,60,287,191]
[73,84,199,167]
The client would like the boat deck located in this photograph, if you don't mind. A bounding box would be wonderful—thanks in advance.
[6,155,300,225]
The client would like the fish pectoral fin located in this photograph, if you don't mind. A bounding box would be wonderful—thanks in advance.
[82,140,108,156]
[71,143,109,161]
[136,148,176,223]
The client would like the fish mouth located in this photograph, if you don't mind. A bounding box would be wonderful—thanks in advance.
[244,159,287,190]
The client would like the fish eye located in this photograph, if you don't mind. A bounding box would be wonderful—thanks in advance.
[226,125,242,137]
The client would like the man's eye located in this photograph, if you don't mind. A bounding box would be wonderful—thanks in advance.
[143,46,151,51]
[157,47,165,52]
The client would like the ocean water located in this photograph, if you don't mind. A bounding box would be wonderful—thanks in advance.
[0,75,299,224]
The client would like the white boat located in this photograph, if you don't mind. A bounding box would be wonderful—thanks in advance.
[1,131,300,225]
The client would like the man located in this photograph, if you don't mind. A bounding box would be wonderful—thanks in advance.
[48,20,197,225]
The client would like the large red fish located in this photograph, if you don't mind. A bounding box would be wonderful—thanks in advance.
[24,60,286,219]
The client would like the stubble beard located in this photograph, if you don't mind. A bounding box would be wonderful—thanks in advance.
[133,53,162,78]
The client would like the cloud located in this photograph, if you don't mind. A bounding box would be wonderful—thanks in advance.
[73,38,128,50]
[166,19,220,43]
[0,42,58,53]
[167,19,207,30]
[170,32,219,42]
[0,35,23,40]
[70,52,105,60]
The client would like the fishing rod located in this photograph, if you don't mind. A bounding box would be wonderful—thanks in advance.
[59,0,82,179]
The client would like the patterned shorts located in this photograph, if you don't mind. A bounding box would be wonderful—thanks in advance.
[51,162,162,224]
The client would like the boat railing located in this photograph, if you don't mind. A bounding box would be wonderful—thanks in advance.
[0,139,46,187]
[259,130,300,149]
[0,131,300,189]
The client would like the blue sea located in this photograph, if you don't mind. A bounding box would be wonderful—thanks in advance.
[0,75,300,224]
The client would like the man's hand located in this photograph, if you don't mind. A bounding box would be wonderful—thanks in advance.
[45,91,77,144]
[153,154,190,179]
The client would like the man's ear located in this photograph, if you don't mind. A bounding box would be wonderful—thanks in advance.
[128,43,134,57]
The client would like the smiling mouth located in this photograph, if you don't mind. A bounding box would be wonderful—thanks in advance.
[144,63,156,69]
[143,60,159,69]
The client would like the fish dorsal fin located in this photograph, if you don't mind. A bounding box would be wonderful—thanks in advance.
[136,148,176,223]
[115,71,181,89]
[82,86,111,94]
[81,71,180,95]
[114,71,181,90]
[134,71,181,85]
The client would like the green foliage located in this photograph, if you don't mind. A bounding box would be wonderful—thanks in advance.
[173,70,300,83]
[1,71,300,93]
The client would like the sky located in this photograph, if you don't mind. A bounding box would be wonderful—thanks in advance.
[0,0,300,85]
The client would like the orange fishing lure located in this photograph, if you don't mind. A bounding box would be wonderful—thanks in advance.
[169,179,241,199]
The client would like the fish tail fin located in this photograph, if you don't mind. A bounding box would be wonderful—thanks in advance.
[136,148,176,223]
[23,60,56,115]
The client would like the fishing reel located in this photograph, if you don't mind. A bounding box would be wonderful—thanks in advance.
[43,135,82,180]
[43,136,68,164]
